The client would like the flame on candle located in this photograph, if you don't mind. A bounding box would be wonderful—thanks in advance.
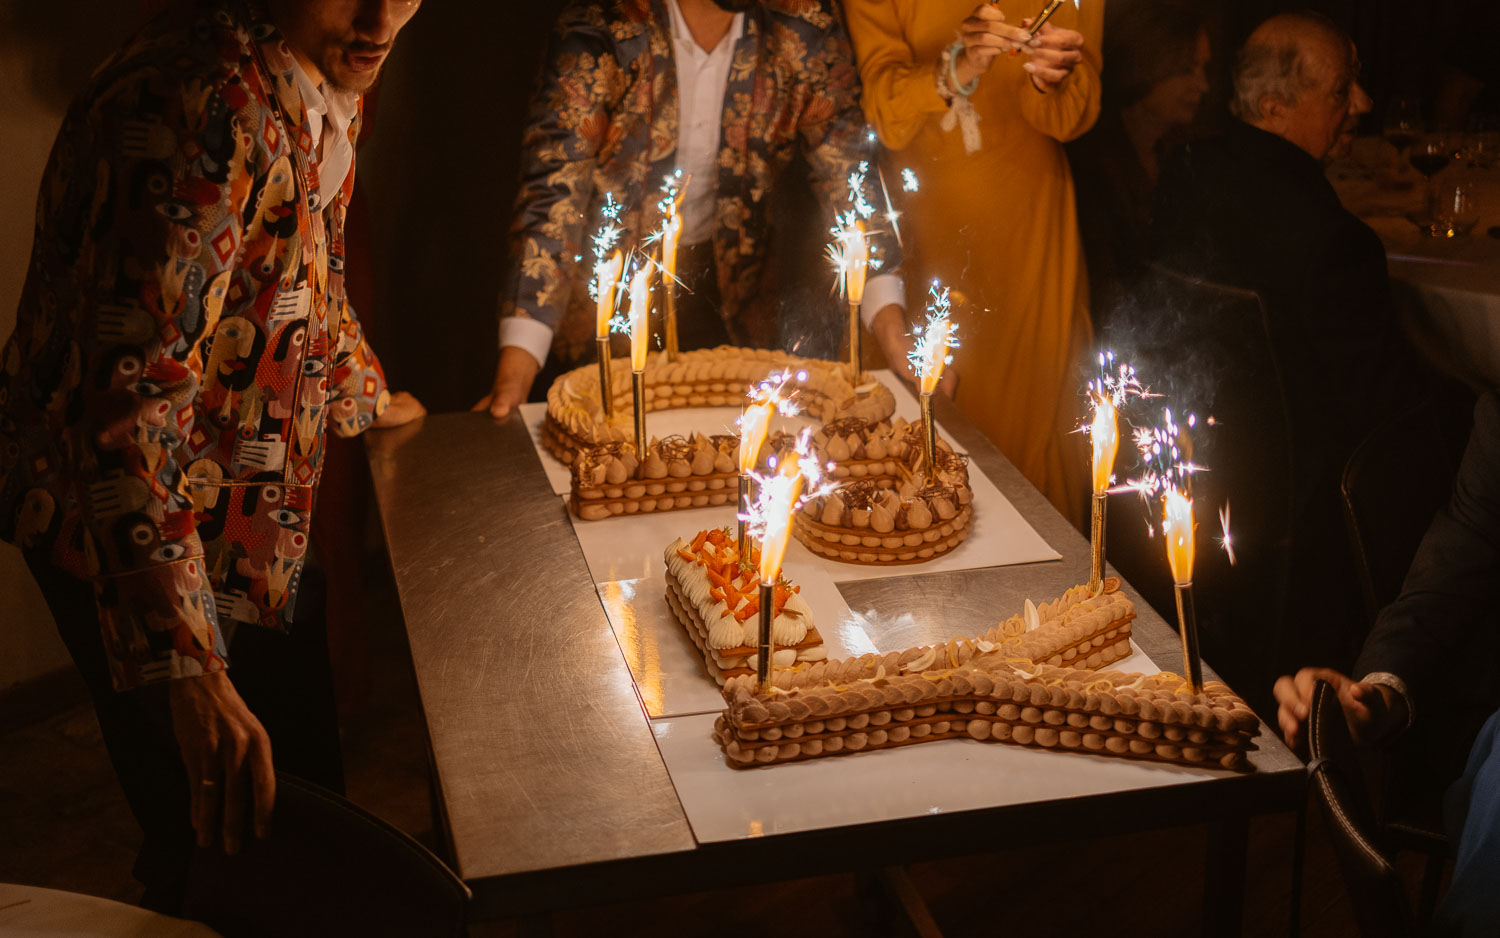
[649,170,688,283]
[737,370,803,474]
[843,220,869,307]
[907,282,960,394]
[594,250,623,338]
[1089,392,1119,495]
[1163,487,1195,585]
[827,161,880,302]
[626,262,652,372]
[746,430,834,583]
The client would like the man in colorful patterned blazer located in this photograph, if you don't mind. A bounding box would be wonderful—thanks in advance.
[0,0,424,908]
[481,0,912,419]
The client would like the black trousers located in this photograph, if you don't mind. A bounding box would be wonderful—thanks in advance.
[25,550,344,913]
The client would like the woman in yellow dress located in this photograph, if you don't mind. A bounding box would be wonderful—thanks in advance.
[848,1,1103,527]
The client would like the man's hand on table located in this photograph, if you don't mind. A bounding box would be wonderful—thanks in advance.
[373,391,427,429]
[474,346,540,421]
[169,670,275,855]
[1272,666,1407,751]
[871,303,959,398]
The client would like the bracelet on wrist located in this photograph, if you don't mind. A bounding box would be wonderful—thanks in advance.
[946,40,980,97]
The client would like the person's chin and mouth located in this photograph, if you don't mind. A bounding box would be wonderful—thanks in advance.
[324,45,389,92]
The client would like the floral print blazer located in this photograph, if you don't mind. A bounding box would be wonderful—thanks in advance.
[0,0,389,690]
[501,0,898,364]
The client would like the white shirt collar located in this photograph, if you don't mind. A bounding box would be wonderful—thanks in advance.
[665,0,743,61]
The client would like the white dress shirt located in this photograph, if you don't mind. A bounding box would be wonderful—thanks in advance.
[666,0,741,246]
[501,0,904,367]
[290,57,358,213]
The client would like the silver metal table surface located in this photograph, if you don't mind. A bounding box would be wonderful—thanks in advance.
[365,393,1304,921]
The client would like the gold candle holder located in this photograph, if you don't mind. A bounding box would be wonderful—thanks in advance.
[1173,582,1203,695]
[664,280,679,363]
[848,301,863,386]
[631,369,647,469]
[737,473,753,567]
[1088,492,1106,594]
[920,391,937,484]
[757,581,775,691]
[595,336,614,420]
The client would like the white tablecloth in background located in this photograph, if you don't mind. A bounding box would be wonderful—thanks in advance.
[1331,140,1500,389]
[0,883,221,937]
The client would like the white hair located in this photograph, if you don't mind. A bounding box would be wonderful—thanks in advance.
[1230,13,1346,121]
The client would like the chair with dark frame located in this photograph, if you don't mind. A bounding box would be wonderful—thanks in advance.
[1307,678,1418,938]
[183,771,470,938]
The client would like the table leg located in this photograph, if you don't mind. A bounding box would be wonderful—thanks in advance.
[1202,816,1249,937]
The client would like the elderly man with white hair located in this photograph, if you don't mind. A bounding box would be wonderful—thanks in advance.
[1138,12,1424,705]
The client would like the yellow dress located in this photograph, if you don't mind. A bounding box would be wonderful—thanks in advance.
[847,0,1102,527]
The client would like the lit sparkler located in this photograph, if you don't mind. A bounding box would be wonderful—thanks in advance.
[736,370,804,564]
[901,168,919,192]
[907,283,959,483]
[746,429,835,690]
[650,171,688,361]
[623,260,653,463]
[1083,351,1148,592]
[590,194,627,420]
[827,162,878,385]
[1123,406,1204,694]
[1162,485,1202,694]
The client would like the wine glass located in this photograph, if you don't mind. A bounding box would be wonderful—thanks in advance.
[1409,133,1455,179]
[1416,173,1481,238]
[1382,95,1424,154]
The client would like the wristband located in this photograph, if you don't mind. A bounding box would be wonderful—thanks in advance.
[946,41,979,97]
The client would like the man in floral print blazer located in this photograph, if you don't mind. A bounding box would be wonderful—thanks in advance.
[483,0,909,418]
[0,0,424,906]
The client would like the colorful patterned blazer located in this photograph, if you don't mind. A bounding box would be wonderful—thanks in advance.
[500,0,897,365]
[0,0,389,690]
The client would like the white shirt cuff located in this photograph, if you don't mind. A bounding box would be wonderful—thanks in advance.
[499,317,554,370]
[1360,671,1414,732]
[861,272,906,328]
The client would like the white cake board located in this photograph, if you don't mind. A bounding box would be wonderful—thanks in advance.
[648,641,1234,844]
[597,574,879,719]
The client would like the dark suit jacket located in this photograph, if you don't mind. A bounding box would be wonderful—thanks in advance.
[1138,119,1419,702]
[1356,391,1500,726]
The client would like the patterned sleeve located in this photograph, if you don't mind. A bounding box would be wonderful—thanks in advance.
[798,18,905,276]
[68,64,254,688]
[497,4,625,337]
[327,301,390,437]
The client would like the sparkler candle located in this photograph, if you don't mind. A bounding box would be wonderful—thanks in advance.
[907,284,959,484]
[1087,391,1119,593]
[594,249,623,420]
[846,220,870,382]
[749,430,832,689]
[655,172,687,361]
[626,263,653,462]
[735,371,802,564]
[1163,487,1203,694]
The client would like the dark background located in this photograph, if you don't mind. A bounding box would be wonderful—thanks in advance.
[0,0,1481,418]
